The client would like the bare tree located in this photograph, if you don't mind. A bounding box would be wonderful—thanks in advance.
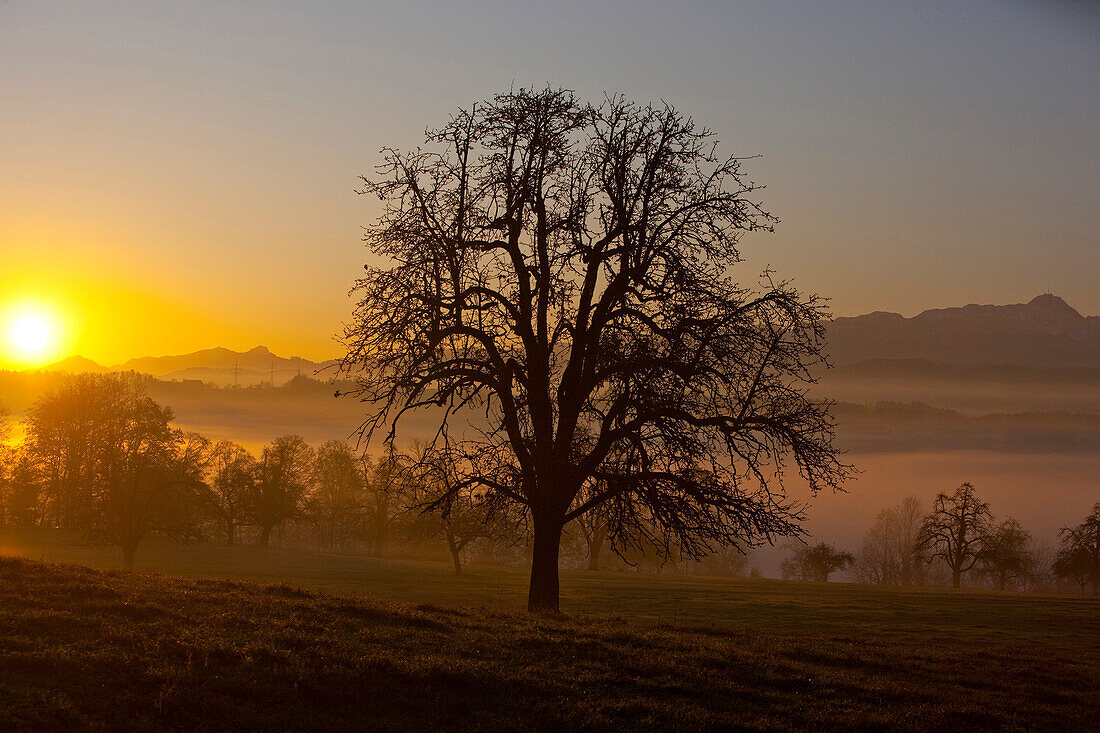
[404,445,517,576]
[24,375,209,569]
[253,435,313,548]
[206,440,257,545]
[852,496,925,586]
[308,440,367,551]
[575,503,610,572]
[0,446,42,527]
[780,541,853,582]
[979,518,1035,591]
[341,87,848,612]
[916,482,993,588]
[25,374,111,529]
[360,451,407,557]
[1055,502,1100,595]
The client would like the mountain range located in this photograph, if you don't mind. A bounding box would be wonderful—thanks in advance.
[825,294,1099,369]
[45,346,337,387]
[33,294,1099,385]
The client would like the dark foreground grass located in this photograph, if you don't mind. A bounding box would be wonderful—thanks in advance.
[0,556,1097,731]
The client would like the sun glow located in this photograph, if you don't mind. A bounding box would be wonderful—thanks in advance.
[2,302,65,368]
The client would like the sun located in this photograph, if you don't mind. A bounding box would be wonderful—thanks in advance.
[12,314,51,355]
[2,302,65,368]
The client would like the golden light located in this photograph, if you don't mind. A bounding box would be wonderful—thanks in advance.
[12,315,51,354]
[2,301,66,368]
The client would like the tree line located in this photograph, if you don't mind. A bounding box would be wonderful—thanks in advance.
[786,483,1099,594]
[0,374,528,571]
[2,377,1095,592]
[0,374,736,576]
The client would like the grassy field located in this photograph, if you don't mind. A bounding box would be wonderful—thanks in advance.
[0,530,1097,729]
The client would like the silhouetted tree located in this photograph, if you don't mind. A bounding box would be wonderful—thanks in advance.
[253,435,313,548]
[979,518,1035,591]
[0,446,42,526]
[25,374,111,528]
[341,87,848,612]
[1055,502,1100,595]
[780,541,853,582]
[1053,545,1093,594]
[916,482,993,588]
[206,440,258,545]
[852,496,925,586]
[24,375,209,569]
[308,440,367,551]
[361,451,406,557]
[692,542,752,578]
[405,446,516,575]
[575,503,610,572]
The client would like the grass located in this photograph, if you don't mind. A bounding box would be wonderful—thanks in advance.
[0,554,1095,726]
[2,527,1095,638]
[0,531,1097,730]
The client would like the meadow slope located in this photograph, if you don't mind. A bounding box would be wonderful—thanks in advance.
[0,555,1096,731]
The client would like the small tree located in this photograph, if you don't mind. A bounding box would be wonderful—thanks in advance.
[852,496,925,586]
[1055,502,1100,595]
[979,518,1034,591]
[1052,545,1093,594]
[361,451,407,557]
[0,446,42,526]
[916,482,993,588]
[341,87,849,612]
[692,542,752,578]
[308,440,367,551]
[404,444,516,575]
[25,374,112,529]
[576,506,610,572]
[780,541,853,582]
[253,435,313,548]
[206,440,258,545]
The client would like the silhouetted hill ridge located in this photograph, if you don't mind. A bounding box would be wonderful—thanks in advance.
[828,294,1099,368]
[41,346,338,387]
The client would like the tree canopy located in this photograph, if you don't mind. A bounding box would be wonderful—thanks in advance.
[342,87,848,611]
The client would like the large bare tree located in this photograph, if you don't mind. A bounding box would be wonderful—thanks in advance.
[917,482,993,588]
[342,88,848,612]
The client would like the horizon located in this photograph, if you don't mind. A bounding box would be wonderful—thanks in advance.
[4,286,1095,365]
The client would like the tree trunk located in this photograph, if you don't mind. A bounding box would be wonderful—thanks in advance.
[121,543,137,571]
[951,567,962,588]
[259,524,272,548]
[451,548,464,576]
[528,512,564,613]
[226,519,235,546]
[587,525,607,571]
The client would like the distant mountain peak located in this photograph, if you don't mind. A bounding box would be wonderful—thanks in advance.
[43,355,106,373]
[1027,293,1080,315]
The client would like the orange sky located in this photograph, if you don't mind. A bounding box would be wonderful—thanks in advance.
[1,1,1097,369]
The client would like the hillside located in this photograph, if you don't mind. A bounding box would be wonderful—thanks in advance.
[0,555,1096,731]
[42,346,336,387]
[827,294,1100,369]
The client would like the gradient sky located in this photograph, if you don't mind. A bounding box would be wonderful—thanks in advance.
[1,0,1097,367]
